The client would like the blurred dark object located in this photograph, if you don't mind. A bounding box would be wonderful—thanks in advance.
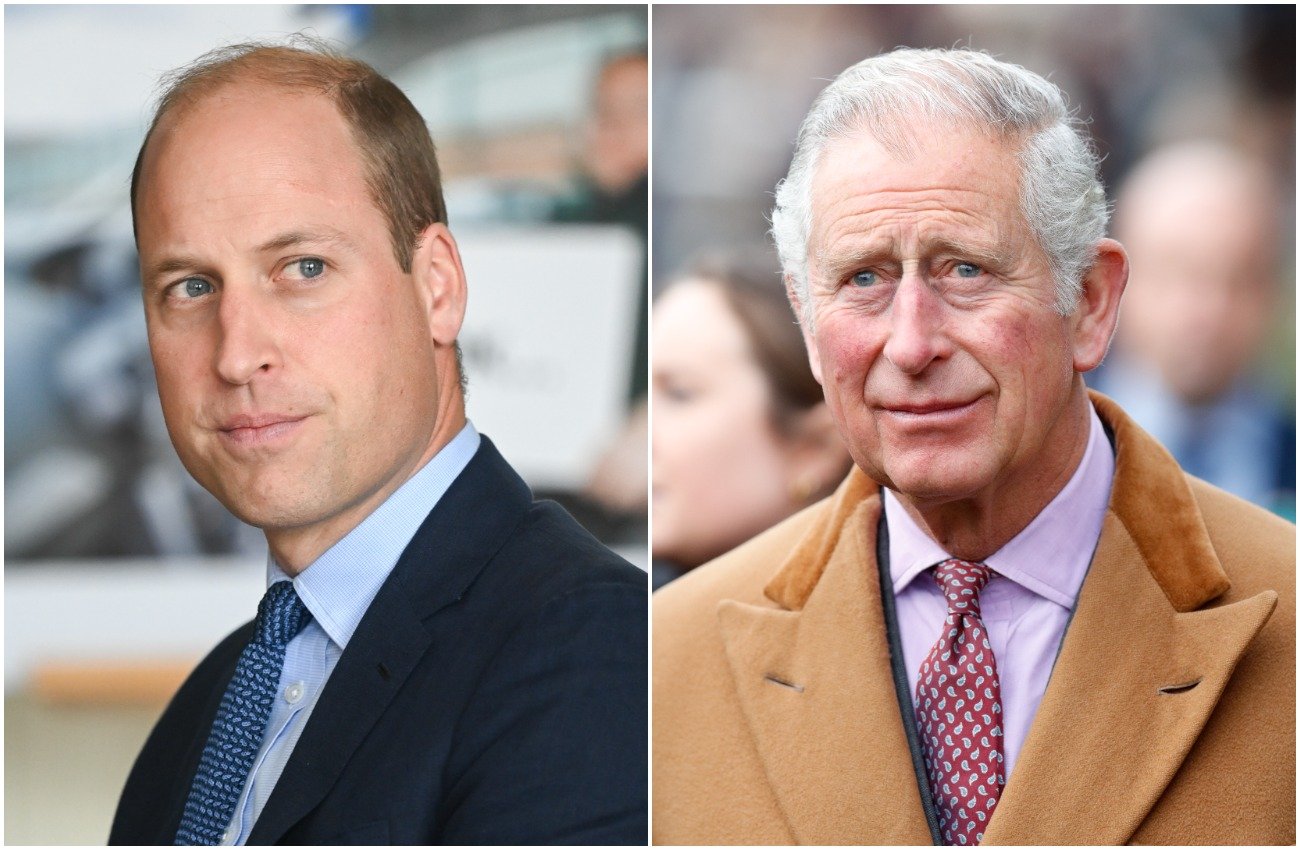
[652,558,686,592]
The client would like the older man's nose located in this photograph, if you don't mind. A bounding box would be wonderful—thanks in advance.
[882,276,950,375]
[214,288,280,385]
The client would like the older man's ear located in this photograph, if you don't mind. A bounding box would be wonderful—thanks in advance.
[1071,237,1129,373]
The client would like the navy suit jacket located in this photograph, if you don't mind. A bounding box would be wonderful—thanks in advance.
[109,437,648,844]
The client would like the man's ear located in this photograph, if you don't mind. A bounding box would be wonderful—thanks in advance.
[785,273,824,385]
[410,222,468,347]
[1072,237,1128,373]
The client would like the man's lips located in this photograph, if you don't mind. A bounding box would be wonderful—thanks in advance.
[881,399,978,415]
[216,413,309,448]
[878,397,984,422]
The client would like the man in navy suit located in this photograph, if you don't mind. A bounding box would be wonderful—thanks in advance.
[110,39,646,845]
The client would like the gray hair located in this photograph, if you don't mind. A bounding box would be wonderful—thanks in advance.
[771,47,1108,321]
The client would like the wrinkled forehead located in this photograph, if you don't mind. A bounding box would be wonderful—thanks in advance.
[802,125,1045,291]
[813,113,1020,187]
[809,125,1024,225]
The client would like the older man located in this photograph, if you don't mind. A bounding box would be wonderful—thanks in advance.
[110,41,646,845]
[653,48,1294,845]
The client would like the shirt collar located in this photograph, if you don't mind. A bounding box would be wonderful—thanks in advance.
[886,403,1115,609]
[267,421,481,649]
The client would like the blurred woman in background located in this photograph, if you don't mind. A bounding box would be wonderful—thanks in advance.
[652,257,851,589]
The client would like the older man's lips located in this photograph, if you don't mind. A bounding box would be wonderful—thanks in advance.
[217,414,308,449]
[881,398,982,423]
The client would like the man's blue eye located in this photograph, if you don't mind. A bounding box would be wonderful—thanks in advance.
[182,278,214,298]
[296,258,325,278]
[851,270,878,287]
[955,263,982,278]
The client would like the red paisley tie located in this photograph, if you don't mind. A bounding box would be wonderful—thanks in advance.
[914,559,1005,845]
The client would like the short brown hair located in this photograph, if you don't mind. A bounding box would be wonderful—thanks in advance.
[130,35,446,273]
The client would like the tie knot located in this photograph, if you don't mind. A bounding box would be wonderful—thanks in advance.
[254,581,311,647]
[932,558,993,615]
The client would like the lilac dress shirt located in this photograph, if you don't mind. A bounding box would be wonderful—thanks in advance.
[885,404,1114,781]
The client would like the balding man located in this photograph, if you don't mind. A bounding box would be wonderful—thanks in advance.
[654,48,1294,845]
[109,41,646,845]
[1091,141,1294,515]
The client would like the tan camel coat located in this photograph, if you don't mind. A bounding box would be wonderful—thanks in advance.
[653,393,1295,845]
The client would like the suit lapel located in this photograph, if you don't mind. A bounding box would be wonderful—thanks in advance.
[247,437,532,844]
[983,394,1279,844]
[718,483,933,845]
[246,589,433,844]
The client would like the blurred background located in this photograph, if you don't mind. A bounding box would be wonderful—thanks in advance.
[5,4,646,843]
[650,5,1295,589]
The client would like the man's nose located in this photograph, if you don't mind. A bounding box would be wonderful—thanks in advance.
[214,286,279,385]
[881,274,950,375]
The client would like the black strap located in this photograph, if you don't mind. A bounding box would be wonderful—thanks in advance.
[875,506,943,845]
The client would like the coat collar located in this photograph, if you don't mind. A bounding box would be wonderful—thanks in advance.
[719,489,934,844]
[718,392,1277,844]
[248,436,533,844]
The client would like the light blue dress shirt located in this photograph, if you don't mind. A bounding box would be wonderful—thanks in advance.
[220,422,481,845]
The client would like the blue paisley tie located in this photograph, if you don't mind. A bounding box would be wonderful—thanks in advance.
[175,580,311,845]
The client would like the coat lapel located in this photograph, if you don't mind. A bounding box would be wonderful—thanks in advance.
[983,514,1276,845]
[983,394,1279,844]
[717,475,933,845]
[715,393,1279,846]
[246,437,532,844]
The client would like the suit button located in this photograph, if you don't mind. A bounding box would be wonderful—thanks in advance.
[285,681,304,704]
